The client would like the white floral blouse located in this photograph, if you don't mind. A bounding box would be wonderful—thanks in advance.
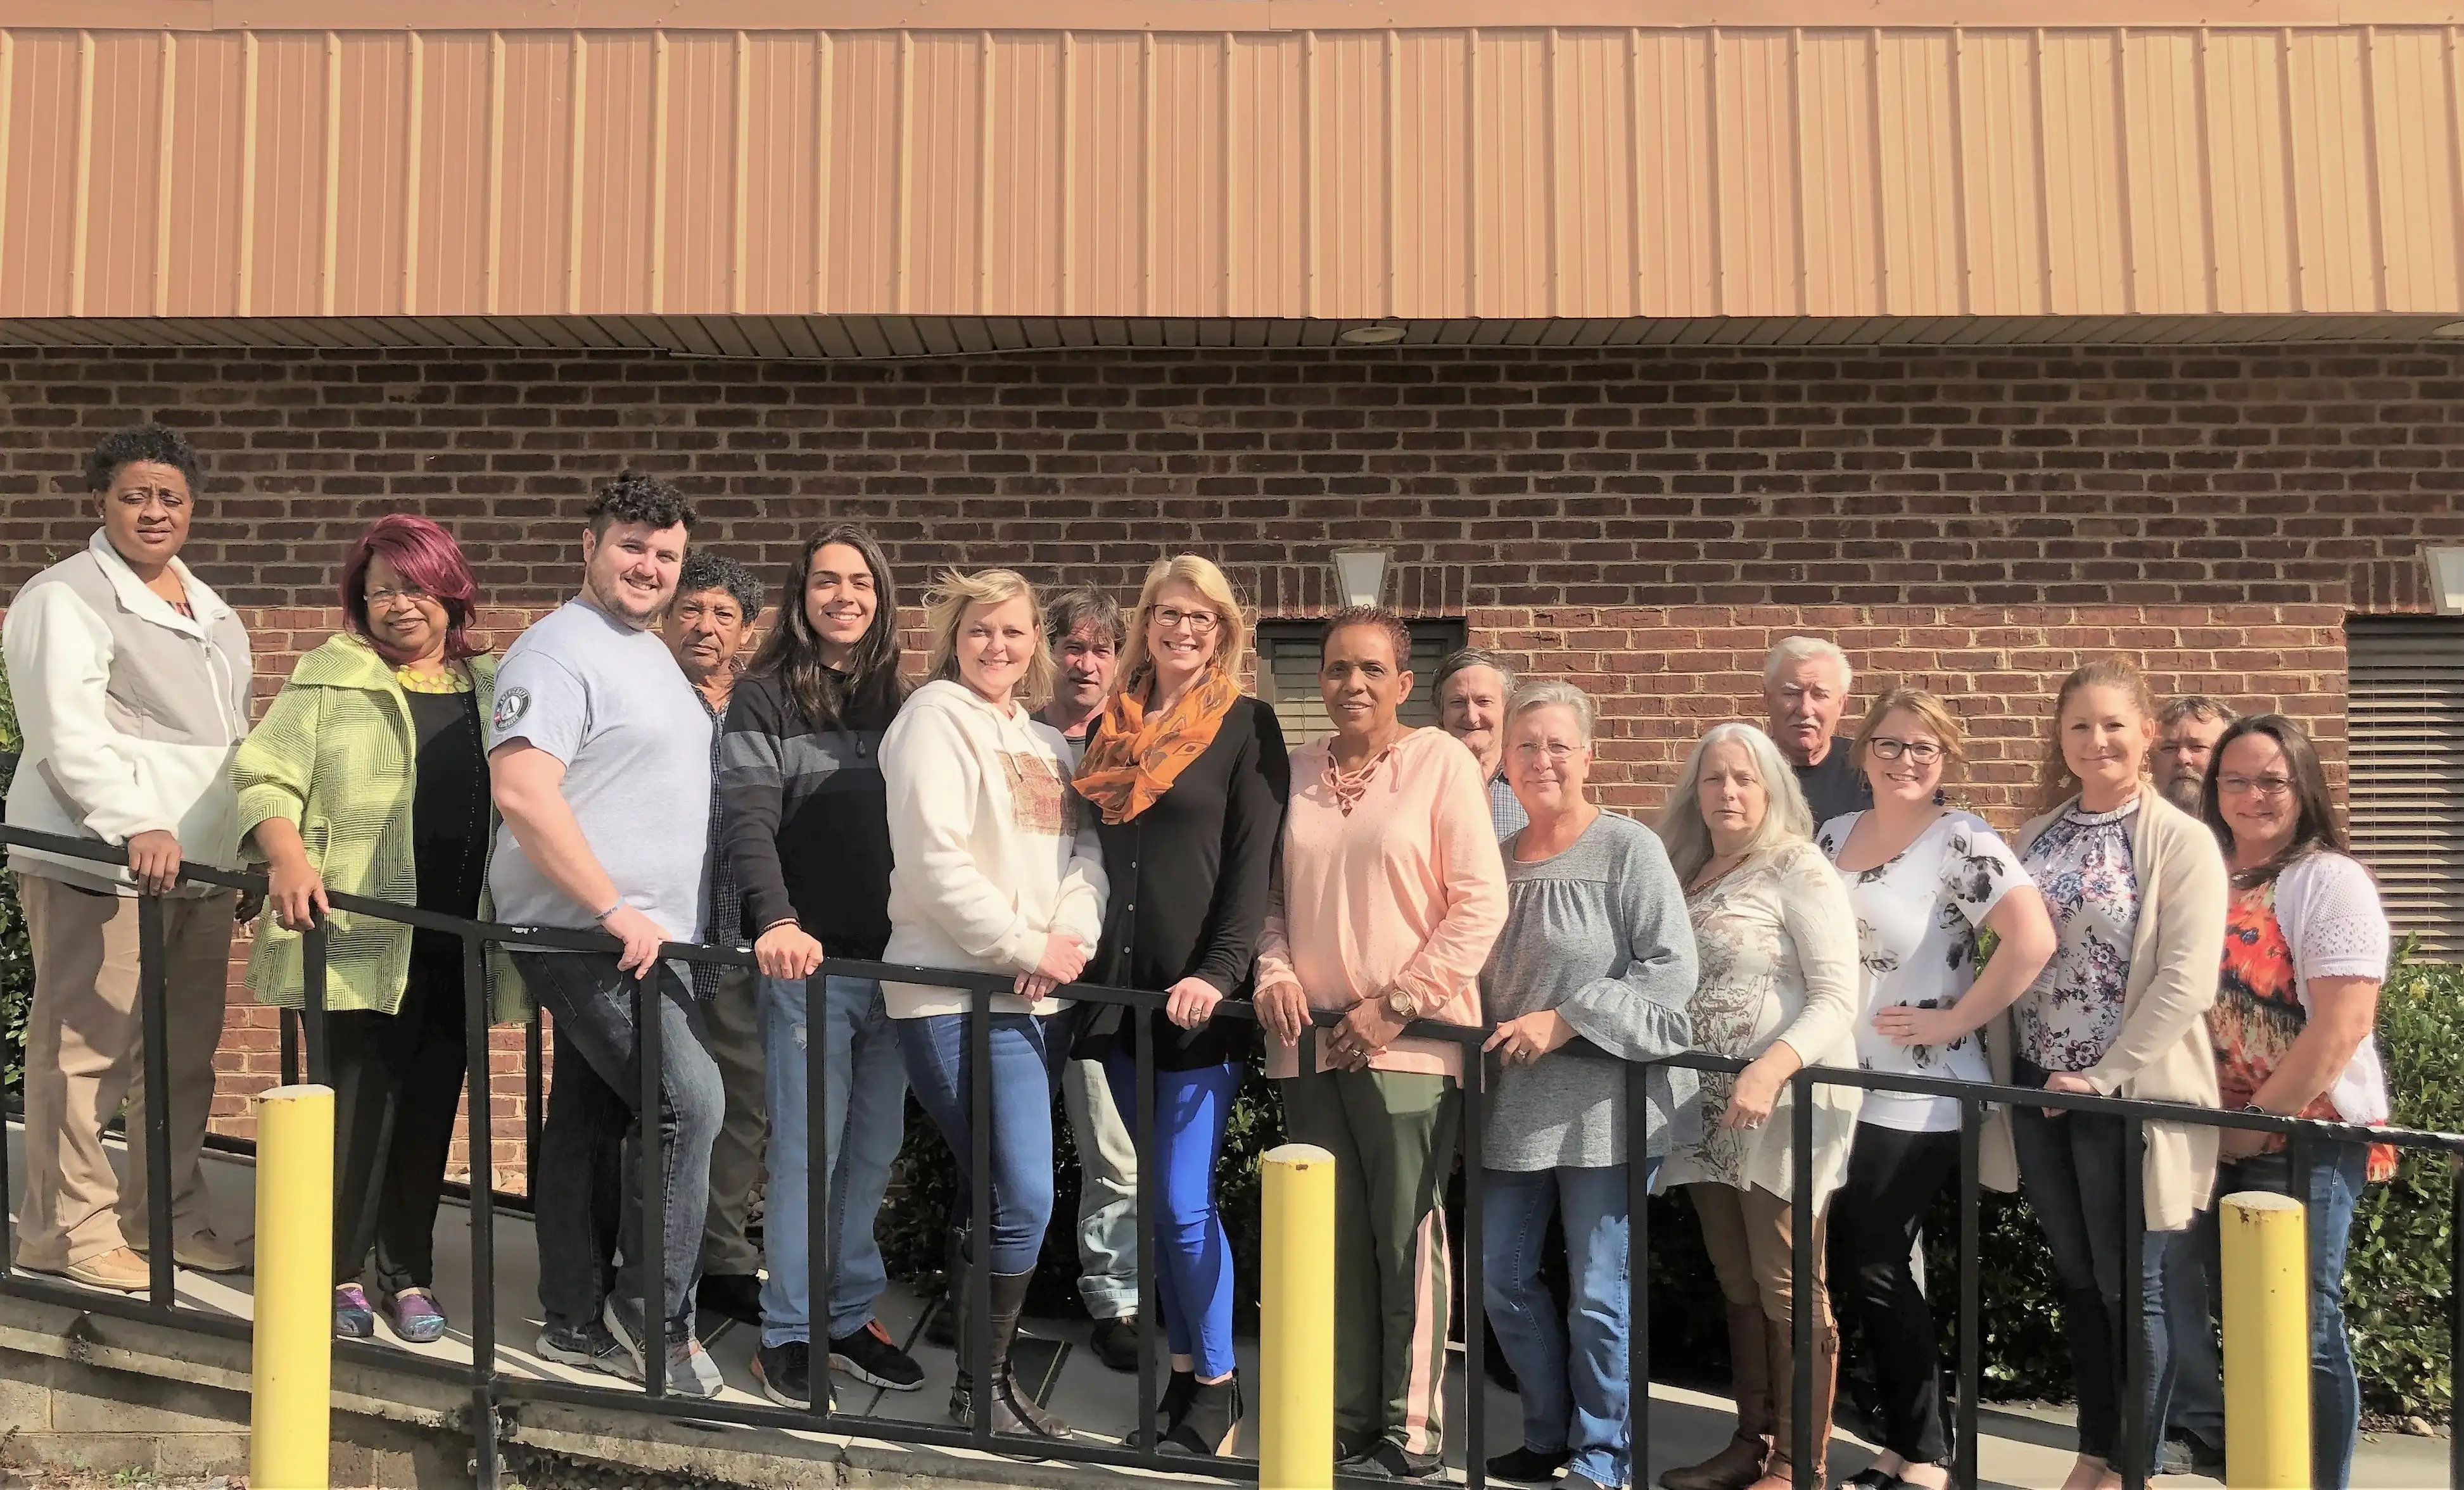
[2014,799,2142,1073]
[1661,840,1864,1204]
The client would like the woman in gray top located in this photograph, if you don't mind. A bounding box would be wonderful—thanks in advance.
[1477,681,1699,1490]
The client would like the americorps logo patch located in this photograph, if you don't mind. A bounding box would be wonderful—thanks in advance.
[493,688,530,732]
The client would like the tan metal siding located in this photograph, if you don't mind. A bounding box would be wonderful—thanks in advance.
[11,22,2464,323]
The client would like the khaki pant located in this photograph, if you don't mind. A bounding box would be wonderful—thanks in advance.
[1688,1180,1834,1330]
[699,963,767,1277]
[13,874,236,1272]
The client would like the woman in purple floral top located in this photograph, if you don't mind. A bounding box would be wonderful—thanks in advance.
[1997,657,2227,1490]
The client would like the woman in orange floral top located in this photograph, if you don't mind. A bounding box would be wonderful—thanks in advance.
[2192,714,2392,1490]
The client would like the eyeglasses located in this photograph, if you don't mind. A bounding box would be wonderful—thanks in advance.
[367,586,436,609]
[1867,737,1944,764]
[2218,774,2294,799]
[1512,742,1581,764]
[1152,606,1221,635]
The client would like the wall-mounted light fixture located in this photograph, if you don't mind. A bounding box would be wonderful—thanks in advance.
[2429,546,2464,615]
[1338,322,1407,346]
[1331,548,1390,609]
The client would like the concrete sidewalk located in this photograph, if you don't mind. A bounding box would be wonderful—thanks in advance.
[4,1123,2449,1487]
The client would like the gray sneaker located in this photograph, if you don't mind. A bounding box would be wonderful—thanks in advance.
[537,1318,639,1381]
[603,1294,723,1400]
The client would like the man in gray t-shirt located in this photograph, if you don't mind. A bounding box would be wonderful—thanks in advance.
[487,471,727,1399]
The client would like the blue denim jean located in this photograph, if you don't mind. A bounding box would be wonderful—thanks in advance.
[1102,1052,1243,1380]
[759,975,910,1349]
[894,1007,1076,1274]
[518,953,723,1339]
[2010,1093,2186,1477]
[2181,1143,2369,1490]
[1482,1158,1657,1490]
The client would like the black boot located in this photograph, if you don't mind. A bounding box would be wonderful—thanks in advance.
[1163,1372,1243,1458]
[948,1269,1070,1439]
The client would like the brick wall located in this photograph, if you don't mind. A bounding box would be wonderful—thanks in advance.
[3,339,2454,1163]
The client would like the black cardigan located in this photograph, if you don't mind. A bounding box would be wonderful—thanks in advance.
[1078,695,1290,1071]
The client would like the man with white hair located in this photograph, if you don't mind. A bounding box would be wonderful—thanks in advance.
[1433,647,1525,840]
[1761,636,1872,826]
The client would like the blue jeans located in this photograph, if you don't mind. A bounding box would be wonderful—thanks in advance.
[895,1008,1076,1274]
[2010,1096,2186,1476]
[1483,1158,1656,1490]
[1102,1053,1243,1380]
[518,953,724,1339]
[759,975,910,1349]
[2190,1144,2369,1490]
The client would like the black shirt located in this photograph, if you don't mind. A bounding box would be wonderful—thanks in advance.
[721,669,903,961]
[1082,697,1292,1070]
[405,686,490,971]
[1793,735,1874,828]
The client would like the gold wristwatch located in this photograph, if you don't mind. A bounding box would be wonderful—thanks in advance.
[1384,988,1421,1021]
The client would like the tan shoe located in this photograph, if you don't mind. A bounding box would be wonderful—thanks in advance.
[60,1246,152,1292]
[132,1229,253,1275]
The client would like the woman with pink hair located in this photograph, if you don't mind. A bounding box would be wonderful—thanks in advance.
[231,514,516,1344]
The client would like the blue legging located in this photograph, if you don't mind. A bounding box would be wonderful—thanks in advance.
[1103,1051,1243,1381]
[896,1009,1074,1275]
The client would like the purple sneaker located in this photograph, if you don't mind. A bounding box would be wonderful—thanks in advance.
[383,1287,449,1344]
[334,1284,376,1339]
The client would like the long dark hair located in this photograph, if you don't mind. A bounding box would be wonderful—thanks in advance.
[748,525,906,729]
[2197,713,2347,888]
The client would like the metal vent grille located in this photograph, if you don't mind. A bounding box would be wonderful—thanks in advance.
[1255,620,1466,747]
[2347,616,2464,961]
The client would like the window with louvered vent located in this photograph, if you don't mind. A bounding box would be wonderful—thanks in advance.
[1255,619,1466,747]
[2346,616,2464,962]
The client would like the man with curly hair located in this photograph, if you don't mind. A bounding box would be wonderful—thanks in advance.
[5,422,255,1293]
[489,470,729,1398]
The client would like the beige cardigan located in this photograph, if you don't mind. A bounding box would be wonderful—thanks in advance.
[1979,788,2228,1232]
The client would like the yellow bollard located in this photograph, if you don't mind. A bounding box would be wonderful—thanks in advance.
[2220,1189,2310,1490]
[250,1084,334,1490]
[1259,1143,1337,1490]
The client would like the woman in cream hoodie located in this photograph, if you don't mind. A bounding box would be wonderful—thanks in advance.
[880,567,1107,1442]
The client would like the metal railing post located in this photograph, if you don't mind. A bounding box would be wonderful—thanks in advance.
[137,893,175,1308]
[1132,1007,1160,1461]
[1463,1038,1487,1490]
[1957,1097,1982,1490]
[636,965,667,1398]
[967,979,993,1445]
[464,933,501,1487]
[1789,1068,1815,1490]
[807,961,832,1426]
[2121,1116,2147,1490]
[1627,1059,1651,1485]
[302,918,331,1085]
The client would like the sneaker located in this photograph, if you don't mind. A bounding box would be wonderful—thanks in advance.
[1486,1444,1574,1484]
[1342,1441,1444,1481]
[829,1318,925,1392]
[604,1294,723,1400]
[334,1284,376,1340]
[58,1247,150,1293]
[1088,1314,1141,1373]
[537,1319,639,1380]
[754,1341,822,1409]
[697,1272,762,1327]
[383,1287,449,1344]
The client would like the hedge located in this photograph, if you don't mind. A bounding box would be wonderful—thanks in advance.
[879,956,2464,1422]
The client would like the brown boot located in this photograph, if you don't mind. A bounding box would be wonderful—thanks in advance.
[1748,1316,1839,1490]
[1658,1306,1774,1490]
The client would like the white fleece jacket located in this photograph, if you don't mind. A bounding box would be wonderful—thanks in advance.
[4,529,253,893]
[879,679,1108,1018]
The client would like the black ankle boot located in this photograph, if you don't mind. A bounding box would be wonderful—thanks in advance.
[954,1269,1070,1439]
[1162,1372,1242,1458]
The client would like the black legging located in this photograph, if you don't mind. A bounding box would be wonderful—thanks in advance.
[328,936,469,1294]
[1834,1121,1960,1466]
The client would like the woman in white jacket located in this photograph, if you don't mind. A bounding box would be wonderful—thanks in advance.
[882,567,1107,1441]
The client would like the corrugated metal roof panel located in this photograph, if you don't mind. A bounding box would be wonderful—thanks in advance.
[12,18,2464,324]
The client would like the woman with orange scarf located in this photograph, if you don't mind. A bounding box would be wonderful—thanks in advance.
[1072,554,1290,1458]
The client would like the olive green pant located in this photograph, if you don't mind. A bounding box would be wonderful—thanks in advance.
[1278,1064,1459,1458]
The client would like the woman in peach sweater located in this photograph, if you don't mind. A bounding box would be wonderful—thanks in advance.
[1254,606,1508,1481]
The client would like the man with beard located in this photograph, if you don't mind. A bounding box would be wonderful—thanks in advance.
[2154,696,2237,814]
[491,471,726,1398]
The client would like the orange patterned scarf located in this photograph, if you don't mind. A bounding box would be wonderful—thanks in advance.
[1074,669,1242,825]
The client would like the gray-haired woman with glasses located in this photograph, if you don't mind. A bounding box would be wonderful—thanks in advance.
[1813,688,2052,1490]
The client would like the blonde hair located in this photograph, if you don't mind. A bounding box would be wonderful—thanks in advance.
[1853,688,1968,773]
[1505,679,1596,745]
[2030,655,2159,817]
[1115,554,1250,696]
[1654,723,1814,883]
[923,568,1056,709]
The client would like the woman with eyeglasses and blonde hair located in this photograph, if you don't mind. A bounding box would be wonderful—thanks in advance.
[1477,681,1697,1490]
[2194,713,2392,1490]
[1988,656,2226,1490]
[1070,554,1290,1456]
[1813,689,2055,1490]
[881,567,1108,1440]
[1655,723,1860,1490]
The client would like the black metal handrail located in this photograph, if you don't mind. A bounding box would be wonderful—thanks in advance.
[0,818,2457,1490]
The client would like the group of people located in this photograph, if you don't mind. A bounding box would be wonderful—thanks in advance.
[1,423,2399,1490]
